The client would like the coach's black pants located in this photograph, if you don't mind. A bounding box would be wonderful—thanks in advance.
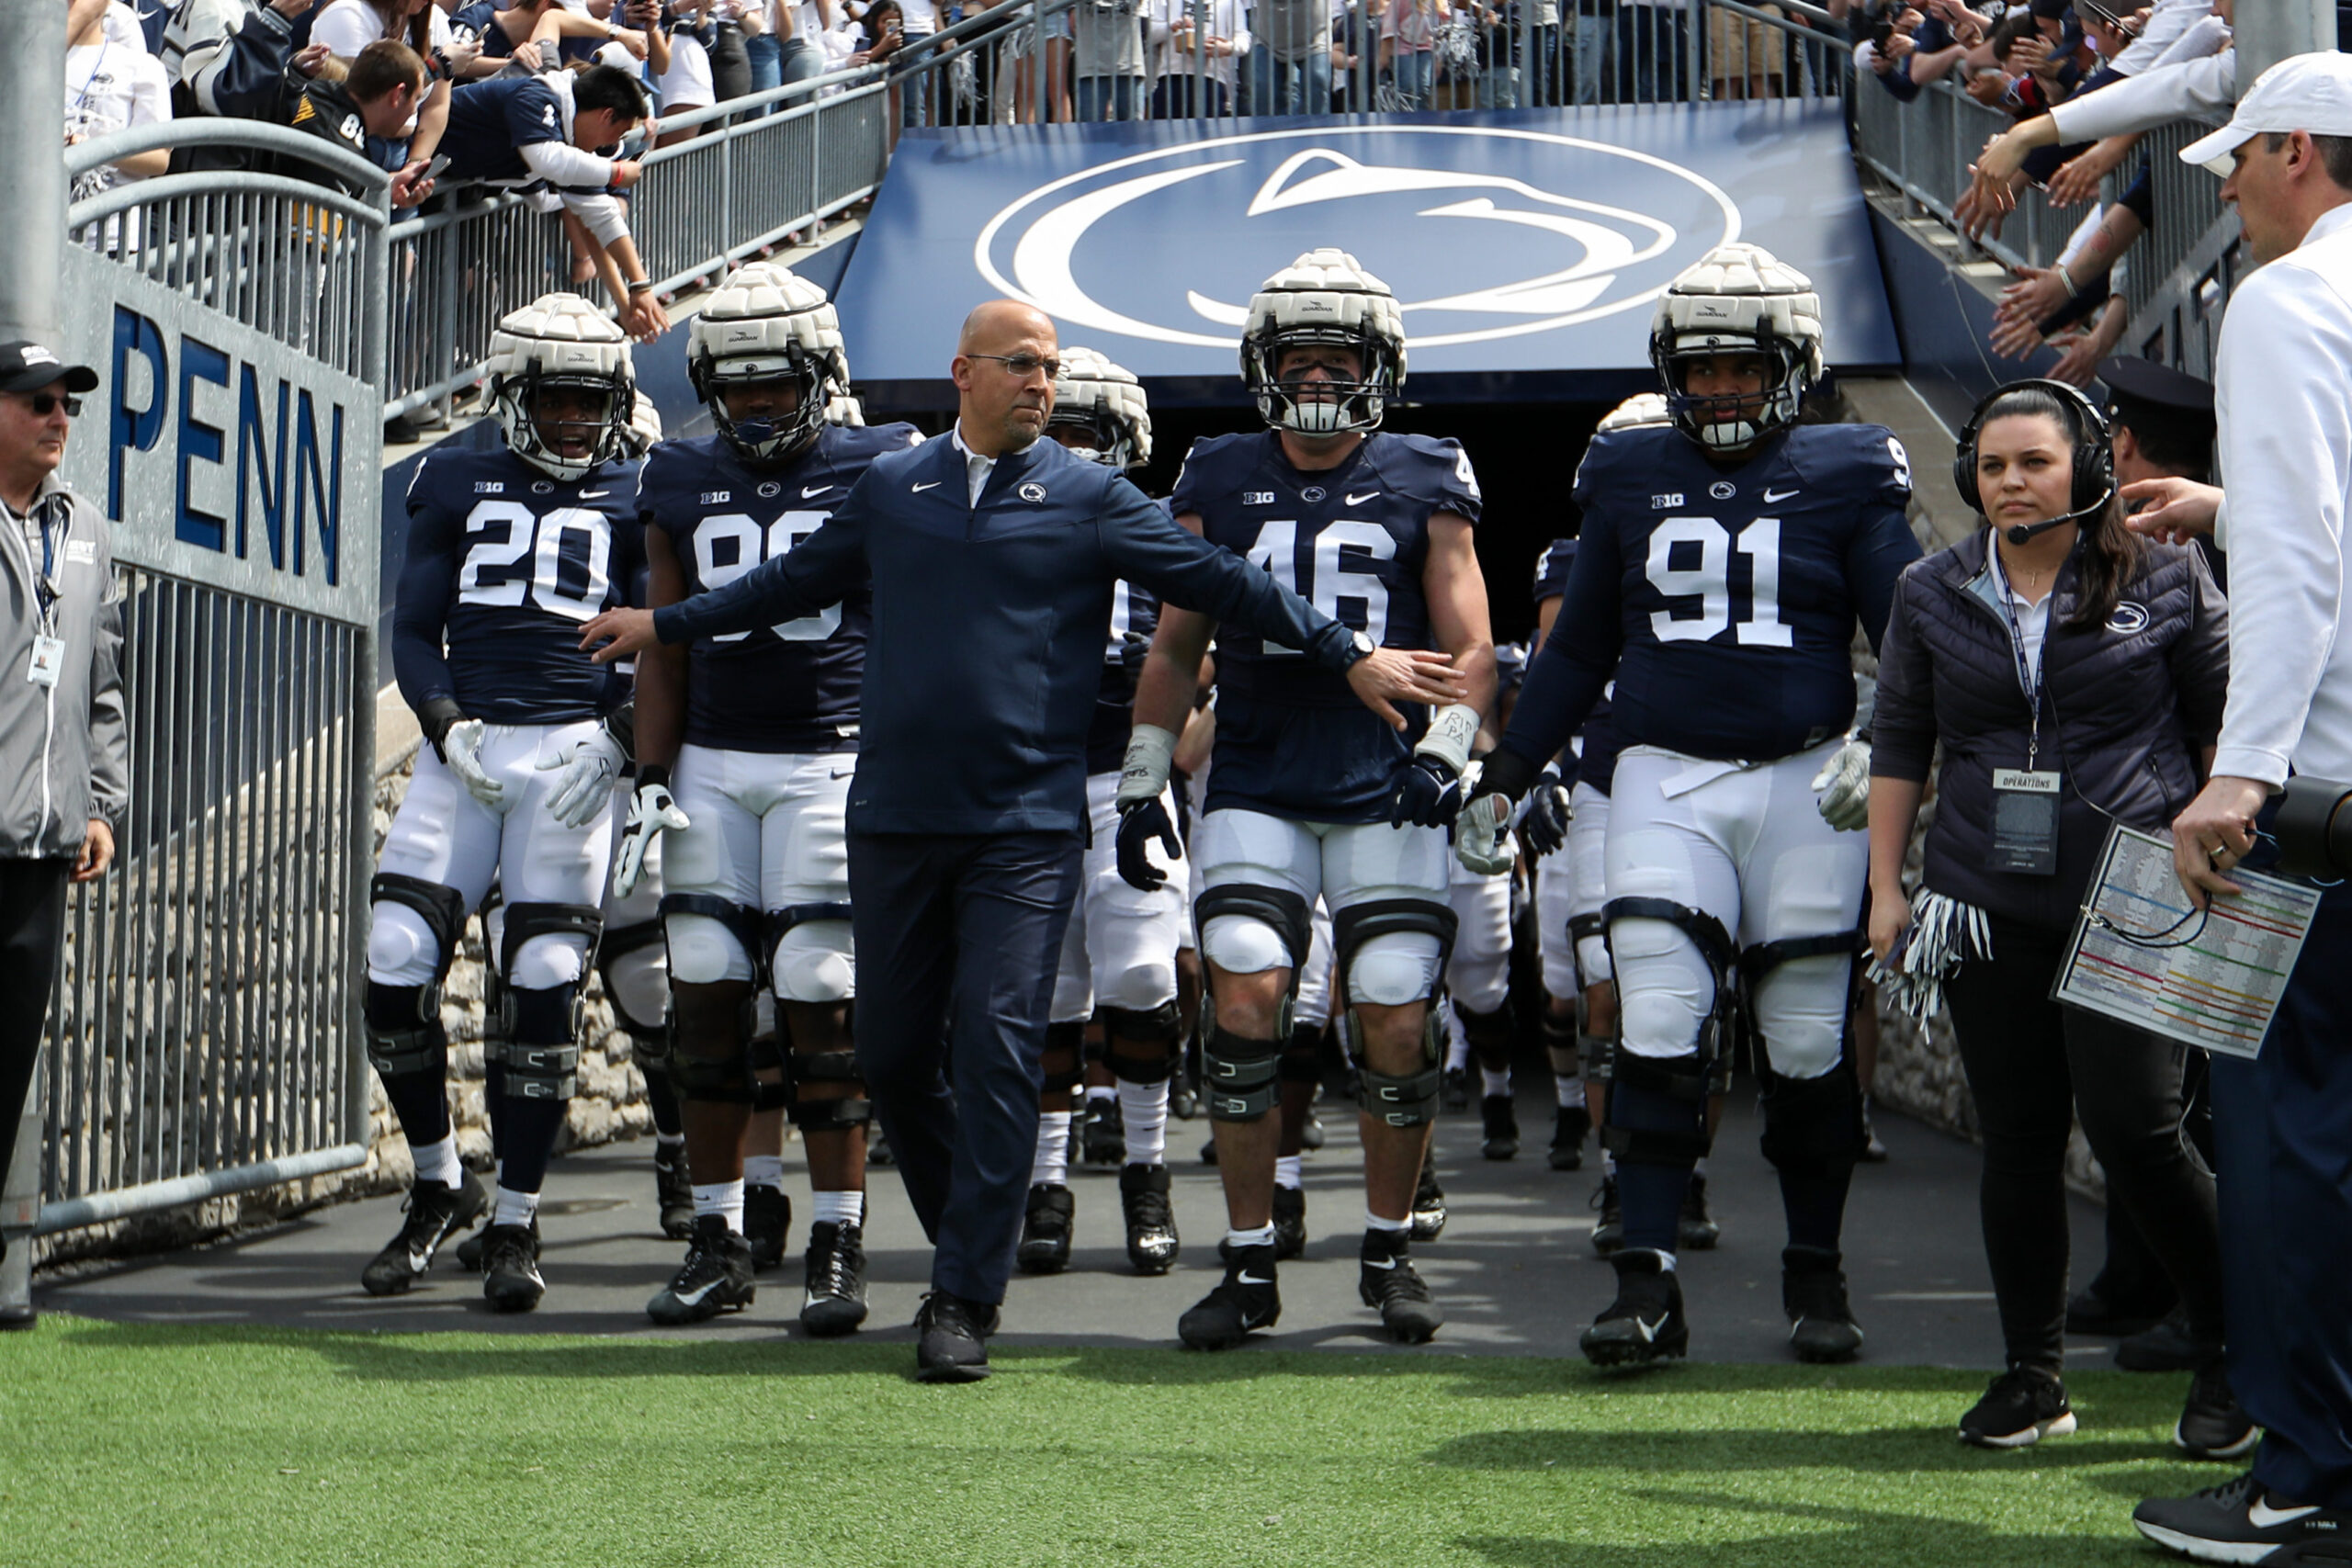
[849,830,1082,1307]
[0,858,70,1199]
[2214,885,2352,1509]
[1942,915,2223,1374]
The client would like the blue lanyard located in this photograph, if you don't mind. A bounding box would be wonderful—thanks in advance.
[1991,550,2045,770]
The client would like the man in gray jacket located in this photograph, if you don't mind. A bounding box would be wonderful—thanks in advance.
[0,341,125,1307]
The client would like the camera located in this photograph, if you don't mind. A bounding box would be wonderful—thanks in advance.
[2273,776,2352,879]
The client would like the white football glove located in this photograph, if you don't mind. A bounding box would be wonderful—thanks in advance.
[612,778,691,898]
[1454,787,1517,877]
[536,727,628,828]
[1810,738,1871,832]
[441,718,506,808]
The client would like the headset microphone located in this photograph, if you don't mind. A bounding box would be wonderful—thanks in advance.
[2004,492,2110,547]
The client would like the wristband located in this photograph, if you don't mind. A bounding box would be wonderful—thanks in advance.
[627,277,655,293]
[1117,723,1178,809]
[1414,701,1481,776]
[417,695,467,752]
[2053,261,2077,298]
[637,762,672,791]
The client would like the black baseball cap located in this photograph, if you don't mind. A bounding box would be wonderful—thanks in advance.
[0,341,98,396]
[2100,355,2215,419]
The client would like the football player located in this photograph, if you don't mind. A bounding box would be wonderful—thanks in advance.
[361,293,646,1313]
[1443,685,1522,1163]
[1120,249,1497,1348]
[620,263,921,1333]
[1017,349,1189,1279]
[1461,243,1919,1367]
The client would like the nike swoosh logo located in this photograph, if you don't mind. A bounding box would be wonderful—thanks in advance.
[803,484,835,498]
[1346,491,1380,505]
[1363,1256,1397,1270]
[1238,1272,1274,1286]
[912,480,944,492]
[1763,488,1801,503]
[2250,1501,2324,1529]
[670,1278,724,1307]
[1635,1314,1665,1342]
[830,767,852,779]
[580,489,613,499]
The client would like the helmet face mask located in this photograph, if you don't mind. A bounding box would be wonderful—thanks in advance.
[1647,242,1824,457]
[1240,249,1407,440]
[687,263,849,468]
[695,351,831,466]
[1657,339,1805,454]
[487,293,635,482]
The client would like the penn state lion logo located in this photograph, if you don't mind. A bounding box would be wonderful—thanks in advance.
[2107,602,2151,635]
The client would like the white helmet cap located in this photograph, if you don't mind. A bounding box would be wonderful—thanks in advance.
[1047,346,1152,468]
[1648,242,1825,454]
[824,390,867,427]
[687,261,848,464]
[1595,391,1671,434]
[621,389,663,457]
[1241,247,1407,437]
[487,291,635,481]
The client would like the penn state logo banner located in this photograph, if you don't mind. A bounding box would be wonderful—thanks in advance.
[836,103,1897,405]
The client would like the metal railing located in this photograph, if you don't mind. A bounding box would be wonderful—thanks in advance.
[32,123,387,1235]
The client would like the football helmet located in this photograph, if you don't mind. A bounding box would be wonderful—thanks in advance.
[1595,391,1670,434]
[1241,248,1406,438]
[1046,346,1152,469]
[1648,243,1824,455]
[687,262,848,465]
[486,292,635,481]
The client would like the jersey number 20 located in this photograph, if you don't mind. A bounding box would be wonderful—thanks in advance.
[1644,515,1793,648]
[693,513,841,643]
[457,502,611,621]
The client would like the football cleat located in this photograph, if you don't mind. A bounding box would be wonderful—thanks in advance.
[652,1144,695,1240]
[1409,1155,1448,1242]
[1480,1093,1520,1161]
[1589,1175,1624,1255]
[1178,1241,1281,1350]
[1581,1249,1689,1368]
[1119,1163,1181,1274]
[1679,1171,1721,1251]
[1549,1104,1590,1171]
[1359,1230,1443,1344]
[1016,1183,1076,1274]
[1442,1066,1471,1113]
[646,1215,756,1325]
[480,1222,547,1314]
[800,1219,870,1337]
[744,1182,792,1271]
[1080,1096,1125,1168]
[360,1169,489,1297]
[1782,1246,1864,1363]
[1271,1185,1308,1261]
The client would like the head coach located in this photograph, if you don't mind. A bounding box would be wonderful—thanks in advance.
[0,340,124,1315]
[582,299,1463,1380]
[2145,51,2352,1562]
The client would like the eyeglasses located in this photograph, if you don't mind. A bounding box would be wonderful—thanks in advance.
[968,352,1061,381]
[17,392,81,418]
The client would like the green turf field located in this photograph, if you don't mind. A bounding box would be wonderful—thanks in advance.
[0,1316,2211,1567]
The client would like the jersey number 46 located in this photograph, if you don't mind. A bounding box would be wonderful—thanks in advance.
[1246,517,1394,651]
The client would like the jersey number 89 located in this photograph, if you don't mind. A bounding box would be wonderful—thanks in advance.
[692,512,841,643]
[1645,515,1793,648]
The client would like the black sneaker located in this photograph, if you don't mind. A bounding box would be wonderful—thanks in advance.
[1015,1183,1075,1274]
[1178,1241,1281,1350]
[1782,1246,1864,1364]
[2133,1471,2352,1562]
[2120,1305,2220,1373]
[652,1144,695,1240]
[1442,1065,1471,1112]
[1271,1186,1307,1261]
[1119,1163,1180,1274]
[800,1219,869,1337]
[1590,1175,1624,1255]
[1959,1366,2076,1448]
[1679,1172,1721,1251]
[1359,1230,1443,1344]
[360,1170,489,1296]
[745,1183,792,1272]
[1480,1094,1520,1160]
[1409,1156,1448,1243]
[1549,1104,1590,1171]
[1859,1096,1889,1164]
[914,1290,999,1383]
[2175,1360,2260,1461]
[646,1215,756,1325]
[480,1223,547,1314]
[1581,1248,1688,1367]
[1081,1096,1125,1168]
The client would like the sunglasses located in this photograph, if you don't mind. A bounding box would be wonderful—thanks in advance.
[16,391,82,417]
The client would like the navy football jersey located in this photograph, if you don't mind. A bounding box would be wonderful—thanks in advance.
[1171,430,1481,823]
[640,423,922,754]
[1085,580,1160,776]
[394,446,644,725]
[1510,423,1919,767]
[1532,537,1620,797]
[442,75,569,186]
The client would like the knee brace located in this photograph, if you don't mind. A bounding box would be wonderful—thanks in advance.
[1203,1015,1283,1122]
[1102,999,1181,1083]
[769,901,854,1004]
[1041,1019,1088,1095]
[482,903,603,1100]
[1758,1058,1864,1180]
[786,1046,873,1134]
[596,918,670,1044]
[1539,1010,1579,1075]
[1604,895,1739,1096]
[1739,929,1862,1079]
[1601,1051,1714,1164]
[1195,884,1312,978]
[1332,895,1456,1054]
[364,980,447,1079]
[662,892,766,987]
[368,873,469,992]
[1567,910,1608,990]
[669,979,760,1104]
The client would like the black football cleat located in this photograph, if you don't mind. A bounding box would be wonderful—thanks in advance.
[1409,1155,1448,1243]
[1678,1171,1721,1251]
[360,1169,489,1296]
[1178,1242,1280,1350]
[1589,1174,1624,1255]
[646,1215,756,1325]
[1080,1096,1125,1168]
[1015,1183,1076,1274]
[479,1222,547,1314]
[1581,1249,1689,1368]
[1549,1104,1590,1171]
[1271,1185,1307,1261]
[744,1182,792,1272]
[1442,1065,1471,1113]
[1119,1163,1181,1274]
[1480,1093,1520,1160]
[1359,1229,1443,1344]
[1782,1246,1864,1363]
[652,1143,695,1240]
[800,1219,870,1337]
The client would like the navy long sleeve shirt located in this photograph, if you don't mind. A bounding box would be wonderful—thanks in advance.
[653,433,1360,836]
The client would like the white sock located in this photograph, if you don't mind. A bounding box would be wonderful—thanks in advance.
[1085,1085,1115,1107]
[1226,1223,1277,1250]
[743,1154,786,1189]
[655,1131,685,1152]
[693,1179,745,1233]
[1116,1080,1168,1166]
[1442,1000,1472,1071]
[1274,1155,1305,1190]
[412,1134,461,1189]
[1481,1067,1513,1099]
[812,1190,864,1227]
[1555,1076,1587,1109]
[1364,1208,1409,1233]
[492,1185,540,1229]
[1033,1111,1072,1187]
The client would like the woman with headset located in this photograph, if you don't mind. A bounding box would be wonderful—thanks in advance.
[1867,379,2242,1453]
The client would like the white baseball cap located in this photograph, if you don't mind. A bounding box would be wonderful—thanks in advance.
[2180,51,2352,176]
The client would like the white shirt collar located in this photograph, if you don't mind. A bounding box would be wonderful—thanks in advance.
[951,423,996,506]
